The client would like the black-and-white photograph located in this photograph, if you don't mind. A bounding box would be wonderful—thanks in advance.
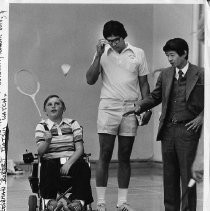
[1,0,209,211]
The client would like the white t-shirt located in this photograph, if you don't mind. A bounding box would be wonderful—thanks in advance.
[96,43,149,100]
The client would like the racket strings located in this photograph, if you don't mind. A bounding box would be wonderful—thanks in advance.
[15,70,39,95]
[14,69,42,119]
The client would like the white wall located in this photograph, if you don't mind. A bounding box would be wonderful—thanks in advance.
[8,3,197,162]
[8,4,154,161]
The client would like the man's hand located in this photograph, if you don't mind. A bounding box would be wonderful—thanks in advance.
[191,127,204,183]
[134,102,141,115]
[192,169,203,183]
[44,131,52,144]
[191,159,203,183]
[122,101,142,117]
[140,110,152,126]
[60,161,72,175]
[185,115,203,132]
[96,39,107,57]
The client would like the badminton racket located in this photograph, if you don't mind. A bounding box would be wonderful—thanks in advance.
[14,69,42,119]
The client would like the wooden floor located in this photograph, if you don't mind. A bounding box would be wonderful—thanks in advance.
[7,162,203,211]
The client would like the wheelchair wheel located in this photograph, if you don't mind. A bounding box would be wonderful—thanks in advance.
[28,195,37,211]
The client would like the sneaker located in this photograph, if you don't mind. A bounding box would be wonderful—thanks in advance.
[117,203,135,211]
[97,203,106,211]
[66,200,84,211]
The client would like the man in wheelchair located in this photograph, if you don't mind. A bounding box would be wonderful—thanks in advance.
[35,95,93,211]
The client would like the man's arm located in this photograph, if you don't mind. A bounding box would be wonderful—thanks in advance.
[185,69,204,132]
[86,39,106,85]
[123,71,163,117]
[138,75,152,125]
[60,141,84,175]
[185,110,203,132]
[86,54,102,85]
[138,75,150,98]
[135,72,163,114]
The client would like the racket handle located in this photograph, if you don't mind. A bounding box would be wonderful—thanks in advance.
[188,178,196,188]
[31,95,42,119]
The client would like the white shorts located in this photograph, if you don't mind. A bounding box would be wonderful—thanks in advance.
[97,98,138,136]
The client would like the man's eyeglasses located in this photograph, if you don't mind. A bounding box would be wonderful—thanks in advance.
[106,37,121,46]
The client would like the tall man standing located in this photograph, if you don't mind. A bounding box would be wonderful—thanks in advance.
[86,20,151,211]
[125,38,204,211]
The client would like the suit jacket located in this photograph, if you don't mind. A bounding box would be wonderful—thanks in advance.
[139,63,204,141]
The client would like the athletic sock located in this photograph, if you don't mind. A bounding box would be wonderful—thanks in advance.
[96,186,106,205]
[117,188,128,207]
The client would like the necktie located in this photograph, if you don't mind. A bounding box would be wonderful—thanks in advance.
[178,69,183,84]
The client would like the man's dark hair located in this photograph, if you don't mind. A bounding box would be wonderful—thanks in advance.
[163,38,189,60]
[103,20,127,39]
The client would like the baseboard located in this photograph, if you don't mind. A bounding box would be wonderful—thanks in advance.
[15,160,163,172]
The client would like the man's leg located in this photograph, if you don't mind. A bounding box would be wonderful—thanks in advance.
[161,125,181,211]
[96,133,115,208]
[40,159,60,199]
[66,159,93,205]
[117,136,135,207]
[161,140,181,211]
[176,126,199,211]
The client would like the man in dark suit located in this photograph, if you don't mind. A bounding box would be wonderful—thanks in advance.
[124,38,204,211]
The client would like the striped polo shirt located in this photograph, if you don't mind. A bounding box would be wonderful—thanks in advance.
[35,118,83,159]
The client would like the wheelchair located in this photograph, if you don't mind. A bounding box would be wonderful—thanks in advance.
[27,153,93,211]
